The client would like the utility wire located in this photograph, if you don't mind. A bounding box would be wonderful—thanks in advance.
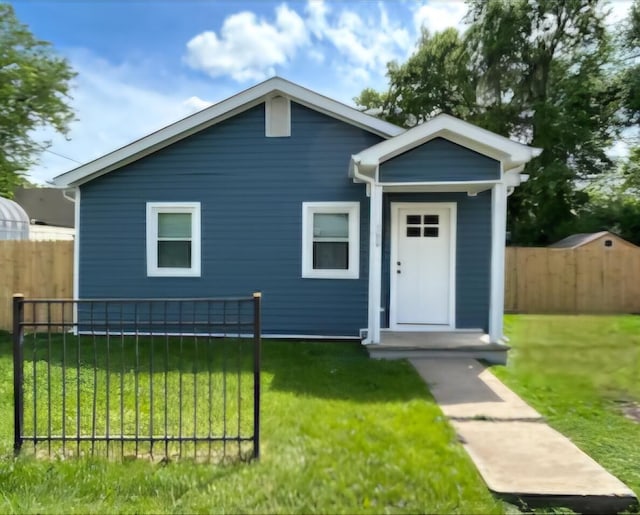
[42,148,82,164]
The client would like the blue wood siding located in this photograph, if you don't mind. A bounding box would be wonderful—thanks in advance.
[381,192,492,331]
[379,137,500,182]
[79,102,382,336]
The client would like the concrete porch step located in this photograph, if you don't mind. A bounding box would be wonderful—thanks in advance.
[367,331,510,364]
[367,344,509,364]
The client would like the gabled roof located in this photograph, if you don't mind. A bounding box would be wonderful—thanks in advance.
[549,231,638,249]
[351,113,542,177]
[13,187,74,227]
[53,77,404,188]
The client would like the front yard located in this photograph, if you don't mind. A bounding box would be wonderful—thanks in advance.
[0,334,501,514]
[0,315,638,513]
[493,314,640,501]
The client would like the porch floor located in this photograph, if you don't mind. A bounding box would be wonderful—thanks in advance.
[366,331,509,364]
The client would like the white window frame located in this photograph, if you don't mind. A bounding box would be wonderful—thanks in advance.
[302,201,360,279]
[146,202,201,277]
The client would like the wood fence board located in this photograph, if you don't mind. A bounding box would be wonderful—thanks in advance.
[505,246,640,314]
[0,241,74,331]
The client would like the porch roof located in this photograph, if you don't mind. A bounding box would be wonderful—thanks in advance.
[350,113,542,180]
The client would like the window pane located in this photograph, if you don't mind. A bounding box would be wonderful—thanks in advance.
[313,213,348,238]
[406,227,421,237]
[313,241,348,270]
[158,241,192,268]
[158,213,192,238]
[406,215,421,225]
[424,227,439,237]
[424,215,439,225]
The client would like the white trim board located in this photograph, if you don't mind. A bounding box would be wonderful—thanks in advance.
[488,182,507,343]
[72,187,80,330]
[301,201,360,279]
[77,331,359,340]
[53,77,403,188]
[146,202,202,277]
[389,202,457,331]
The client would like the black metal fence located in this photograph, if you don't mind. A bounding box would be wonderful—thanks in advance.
[12,294,261,462]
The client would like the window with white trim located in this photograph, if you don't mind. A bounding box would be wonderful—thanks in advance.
[302,202,359,279]
[146,202,201,277]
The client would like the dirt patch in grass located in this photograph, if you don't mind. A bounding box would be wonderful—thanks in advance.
[615,400,640,423]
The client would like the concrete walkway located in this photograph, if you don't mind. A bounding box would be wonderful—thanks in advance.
[410,358,638,514]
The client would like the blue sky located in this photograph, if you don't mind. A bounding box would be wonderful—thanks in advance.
[10,0,633,184]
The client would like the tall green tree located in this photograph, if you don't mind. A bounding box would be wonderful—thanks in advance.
[0,3,75,198]
[355,28,478,127]
[357,0,622,245]
[570,147,640,245]
[619,0,640,126]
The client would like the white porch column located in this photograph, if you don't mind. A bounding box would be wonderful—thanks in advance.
[366,184,383,344]
[489,182,507,343]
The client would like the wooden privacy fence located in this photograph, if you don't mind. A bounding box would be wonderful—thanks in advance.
[0,241,73,330]
[505,246,640,314]
[2,241,640,330]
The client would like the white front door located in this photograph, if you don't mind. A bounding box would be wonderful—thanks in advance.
[391,203,456,328]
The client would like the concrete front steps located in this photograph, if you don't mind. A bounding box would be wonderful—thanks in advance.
[410,358,638,514]
[366,331,509,364]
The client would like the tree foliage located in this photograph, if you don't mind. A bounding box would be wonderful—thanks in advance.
[619,0,640,126]
[570,147,640,245]
[357,0,626,245]
[355,28,477,127]
[0,3,75,197]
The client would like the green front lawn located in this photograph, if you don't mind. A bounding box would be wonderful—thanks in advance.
[492,315,640,502]
[0,334,502,514]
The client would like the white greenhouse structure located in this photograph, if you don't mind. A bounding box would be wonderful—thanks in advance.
[0,196,30,240]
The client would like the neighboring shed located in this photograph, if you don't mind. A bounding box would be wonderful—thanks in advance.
[549,231,636,250]
[0,196,29,240]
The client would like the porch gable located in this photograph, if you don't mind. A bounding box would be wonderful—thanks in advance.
[379,137,500,183]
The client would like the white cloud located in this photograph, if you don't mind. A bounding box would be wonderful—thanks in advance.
[307,48,325,63]
[28,52,226,184]
[182,96,213,111]
[605,0,633,25]
[306,0,331,38]
[413,1,468,35]
[305,1,411,85]
[184,4,308,82]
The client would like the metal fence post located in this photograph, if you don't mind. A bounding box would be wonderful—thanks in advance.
[252,292,261,460]
[12,294,25,455]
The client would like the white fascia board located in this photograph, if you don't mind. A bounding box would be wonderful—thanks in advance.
[352,113,542,174]
[52,77,403,188]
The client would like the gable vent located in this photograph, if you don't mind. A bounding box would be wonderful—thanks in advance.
[265,95,291,137]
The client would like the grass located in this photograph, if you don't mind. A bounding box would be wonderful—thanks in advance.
[492,315,640,503]
[0,332,503,514]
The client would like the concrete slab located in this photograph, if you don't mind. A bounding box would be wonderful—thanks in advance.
[409,358,638,514]
[410,358,542,420]
[454,420,636,513]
